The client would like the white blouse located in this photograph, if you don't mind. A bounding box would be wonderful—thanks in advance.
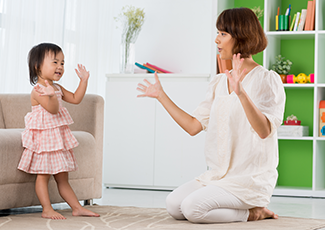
[193,65,286,207]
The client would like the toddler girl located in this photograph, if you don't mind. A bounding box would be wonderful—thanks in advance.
[18,43,99,220]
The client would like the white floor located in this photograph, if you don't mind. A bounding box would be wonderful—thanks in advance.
[93,186,325,220]
[2,186,325,220]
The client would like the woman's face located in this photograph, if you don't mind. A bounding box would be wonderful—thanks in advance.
[215,31,235,60]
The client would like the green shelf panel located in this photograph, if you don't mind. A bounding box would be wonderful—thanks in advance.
[283,88,314,135]
[277,140,313,188]
[281,0,310,21]
[281,39,315,75]
[234,0,264,65]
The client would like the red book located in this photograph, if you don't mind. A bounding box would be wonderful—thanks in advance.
[145,63,172,73]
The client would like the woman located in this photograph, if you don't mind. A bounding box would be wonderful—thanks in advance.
[137,8,285,223]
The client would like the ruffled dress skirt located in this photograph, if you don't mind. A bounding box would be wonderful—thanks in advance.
[18,102,79,175]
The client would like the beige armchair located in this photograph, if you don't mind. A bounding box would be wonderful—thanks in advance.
[0,94,104,210]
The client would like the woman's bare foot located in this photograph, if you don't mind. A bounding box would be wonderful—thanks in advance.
[72,206,100,217]
[248,207,278,221]
[42,209,66,220]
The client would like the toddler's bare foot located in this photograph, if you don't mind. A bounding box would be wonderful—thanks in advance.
[42,209,66,220]
[72,206,100,217]
[248,207,278,221]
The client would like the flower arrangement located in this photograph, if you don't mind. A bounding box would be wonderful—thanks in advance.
[252,6,264,19]
[271,54,293,75]
[115,5,145,44]
[115,5,145,73]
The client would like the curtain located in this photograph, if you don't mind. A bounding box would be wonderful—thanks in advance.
[0,0,112,97]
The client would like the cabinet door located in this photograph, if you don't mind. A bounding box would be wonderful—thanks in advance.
[154,79,209,188]
[104,79,155,187]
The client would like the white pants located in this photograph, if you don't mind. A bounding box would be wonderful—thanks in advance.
[165,179,254,223]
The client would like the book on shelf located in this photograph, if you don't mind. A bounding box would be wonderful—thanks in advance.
[293,12,300,31]
[297,9,307,31]
[304,1,313,30]
[143,63,164,73]
[135,62,155,73]
[289,13,297,31]
[310,0,316,30]
[145,62,172,73]
[135,62,172,74]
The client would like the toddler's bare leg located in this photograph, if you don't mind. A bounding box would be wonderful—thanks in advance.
[54,172,99,217]
[35,174,66,219]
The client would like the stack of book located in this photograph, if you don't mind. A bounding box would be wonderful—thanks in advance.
[276,0,315,31]
[217,54,232,74]
[135,62,172,73]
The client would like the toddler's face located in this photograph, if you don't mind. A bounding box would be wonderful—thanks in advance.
[39,51,65,82]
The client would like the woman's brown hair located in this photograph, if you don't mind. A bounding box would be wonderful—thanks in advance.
[216,8,267,58]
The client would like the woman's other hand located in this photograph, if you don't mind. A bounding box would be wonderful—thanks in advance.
[137,72,163,99]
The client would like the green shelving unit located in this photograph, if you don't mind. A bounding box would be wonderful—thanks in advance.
[217,0,325,197]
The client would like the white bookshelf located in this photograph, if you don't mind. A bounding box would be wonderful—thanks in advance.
[217,0,325,197]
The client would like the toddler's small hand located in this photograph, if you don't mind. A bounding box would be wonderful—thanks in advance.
[34,80,55,97]
[75,64,90,82]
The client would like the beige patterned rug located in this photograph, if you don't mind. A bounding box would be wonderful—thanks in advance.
[1,205,325,230]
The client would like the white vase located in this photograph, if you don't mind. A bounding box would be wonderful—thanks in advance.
[120,42,135,74]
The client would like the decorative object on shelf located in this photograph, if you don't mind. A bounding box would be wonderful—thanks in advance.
[277,125,309,137]
[284,114,301,125]
[271,54,292,83]
[115,5,145,74]
[319,101,325,136]
[278,114,309,137]
[286,73,314,84]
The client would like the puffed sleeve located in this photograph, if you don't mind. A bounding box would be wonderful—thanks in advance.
[192,74,222,130]
[252,70,286,137]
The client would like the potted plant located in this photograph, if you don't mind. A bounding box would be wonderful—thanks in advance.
[271,54,293,83]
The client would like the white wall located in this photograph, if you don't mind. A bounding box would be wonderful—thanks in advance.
[108,0,218,75]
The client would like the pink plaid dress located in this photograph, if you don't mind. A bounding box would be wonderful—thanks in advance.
[18,84,79,174]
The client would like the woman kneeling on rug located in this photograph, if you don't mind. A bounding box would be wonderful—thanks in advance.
[137,7,285,224]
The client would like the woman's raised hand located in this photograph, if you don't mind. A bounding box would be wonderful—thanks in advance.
[225,53,246,95]
[34,80,55,97]
[137,72,163,99]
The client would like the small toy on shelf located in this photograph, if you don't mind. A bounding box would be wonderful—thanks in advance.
[284,114,301,125]
[307,73,314,83]
[286,73,314,84]
[319,100,325,137]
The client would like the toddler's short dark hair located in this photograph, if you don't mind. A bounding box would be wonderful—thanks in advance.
[28,43,62,85]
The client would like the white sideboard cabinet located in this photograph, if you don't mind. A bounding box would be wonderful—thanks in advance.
[103,74,210,190]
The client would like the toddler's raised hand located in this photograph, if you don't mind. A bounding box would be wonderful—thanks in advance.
[34,80,55,97]
[75,64,90,82]
[137,72,163,99]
